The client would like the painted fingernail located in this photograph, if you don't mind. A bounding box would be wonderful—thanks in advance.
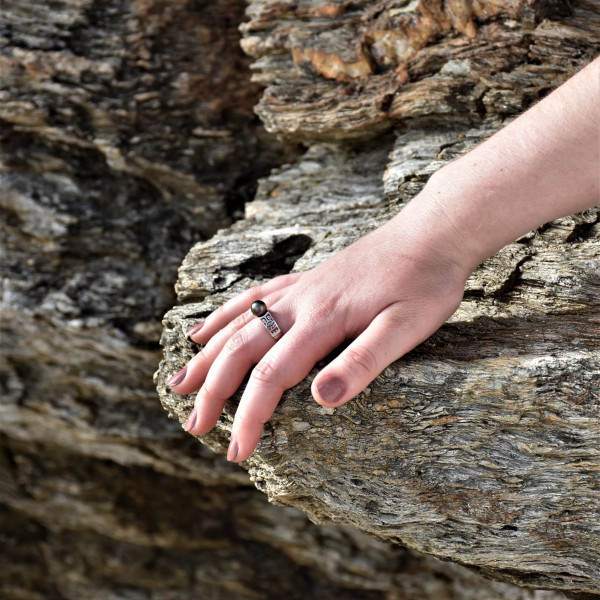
[166,366,187,388]
[184,408,198,433]
[317,378,345,405]
[227,439,239,462]
[186,322,204,338]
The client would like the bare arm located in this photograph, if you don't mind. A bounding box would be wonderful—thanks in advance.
[423,56,600,272]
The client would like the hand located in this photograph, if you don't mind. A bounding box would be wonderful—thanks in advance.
[167,195,471,463]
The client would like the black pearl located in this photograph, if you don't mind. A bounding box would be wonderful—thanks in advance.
[251,300,268,317]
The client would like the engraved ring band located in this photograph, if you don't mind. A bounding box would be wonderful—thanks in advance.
[250,300,282,340]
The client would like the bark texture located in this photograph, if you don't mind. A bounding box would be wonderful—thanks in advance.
[2,1,574,599]
[157,0,600,597]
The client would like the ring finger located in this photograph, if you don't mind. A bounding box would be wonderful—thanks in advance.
[192,273,302,344]
[170,294,284,395]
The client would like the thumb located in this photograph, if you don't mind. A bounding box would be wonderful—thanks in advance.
[311,304,439,407]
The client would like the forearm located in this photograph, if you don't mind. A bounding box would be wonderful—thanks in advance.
[398,57,600,274]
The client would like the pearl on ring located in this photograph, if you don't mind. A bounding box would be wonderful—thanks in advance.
[251,300,268,318]
[250,300,282,339]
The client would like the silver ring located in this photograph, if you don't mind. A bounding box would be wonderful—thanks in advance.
[250,300,282,339]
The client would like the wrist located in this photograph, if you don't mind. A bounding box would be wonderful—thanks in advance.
[417,58,600,272]
[387,170,484,280]
[417,158,536,273]
[421,163,493,271]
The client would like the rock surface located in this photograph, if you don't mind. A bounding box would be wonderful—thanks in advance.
[2,1,573,599]
[1,0,598,598]
[158,134,600,596]
[242,0,600,140]
[157,0,600,597]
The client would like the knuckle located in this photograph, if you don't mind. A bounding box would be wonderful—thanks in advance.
[382,305,410,329]
[278,272,298,287]
[236,413,267,428]
[301,296,340,326]
[245,285,263,298]
[223,328,249,355]
[342,346,377,377]
[251,359,279,387]
[223,312,248,337]
[199,379,217,401]
[242,286,264,306]
[231,312,249,330]
[189,348,211,372]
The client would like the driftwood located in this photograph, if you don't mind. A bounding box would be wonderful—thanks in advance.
[157,0,600,597]
[0,1,571,599]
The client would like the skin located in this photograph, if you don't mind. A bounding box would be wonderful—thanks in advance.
[169,57,600,463]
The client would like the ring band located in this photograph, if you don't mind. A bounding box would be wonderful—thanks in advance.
[251,300,282,339]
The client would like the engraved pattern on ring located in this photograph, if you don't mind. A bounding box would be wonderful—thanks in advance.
[259,311,281,338]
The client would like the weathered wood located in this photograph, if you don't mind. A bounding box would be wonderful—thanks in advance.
[158,0,600,596]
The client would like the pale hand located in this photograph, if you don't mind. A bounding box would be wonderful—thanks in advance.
[168,207,470,463]
[167,57,599,463]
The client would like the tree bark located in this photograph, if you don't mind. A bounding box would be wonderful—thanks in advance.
[157,0,600,597]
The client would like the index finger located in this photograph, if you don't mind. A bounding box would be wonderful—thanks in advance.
[227,322,343,462]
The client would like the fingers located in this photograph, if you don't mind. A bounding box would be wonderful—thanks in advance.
[227,324,343,462]
[188,273,301,344]
[186,318,275,435]
[174,295,455,464]
[311,302,444,408]
[170,309,256,395]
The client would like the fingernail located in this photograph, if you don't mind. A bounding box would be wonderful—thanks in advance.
[227,439,239,462]
[317,378,345,404]
[186,322,204,338]
[166,366,187,388]
[184,408,198,433]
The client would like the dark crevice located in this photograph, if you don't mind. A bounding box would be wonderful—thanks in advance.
[239,234,314,277]
[565,218,600,244]
[461,288,485,299]
[380,93,394,113]
[463,254,533,300]
[488,255,531,298]
[534,0,575,23]
[212,274,245,294]
[474,92,487,119]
